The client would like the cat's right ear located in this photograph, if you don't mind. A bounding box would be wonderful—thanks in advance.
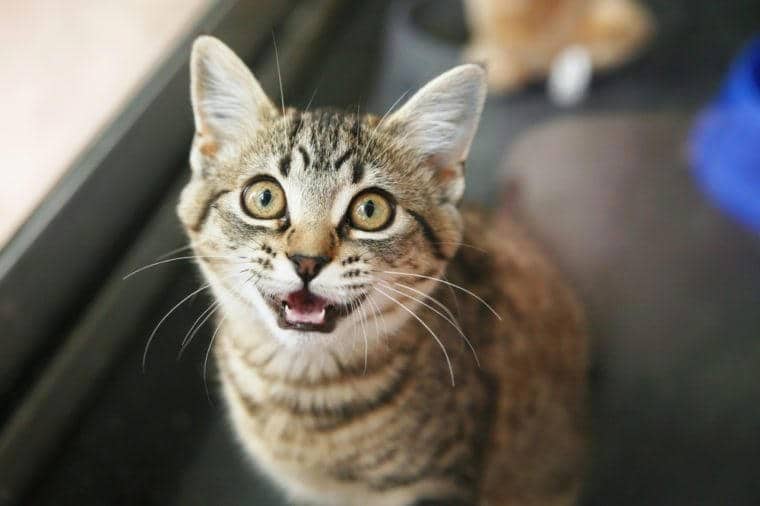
[190,36,277,164]
[384,64,486,204]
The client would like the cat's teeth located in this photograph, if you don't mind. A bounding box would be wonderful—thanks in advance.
[284,304,326,324]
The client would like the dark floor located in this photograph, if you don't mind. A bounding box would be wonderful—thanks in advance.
[26,0,760,505]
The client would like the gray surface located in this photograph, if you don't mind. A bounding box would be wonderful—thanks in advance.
[173,421,283,506]
[508,114,760,505]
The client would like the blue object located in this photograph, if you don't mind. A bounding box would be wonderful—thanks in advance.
[690,36,760,232]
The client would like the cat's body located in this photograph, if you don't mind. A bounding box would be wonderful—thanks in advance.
[179,37,588,505]
[215,209,586,506]
[464,0,654,93]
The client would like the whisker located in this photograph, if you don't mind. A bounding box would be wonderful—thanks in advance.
[271,31,286,117]
[348,297,369,374]
[142,282,213,371]
[433,241,489,254]
[271,31,292,154]
[141,271,238,371]
[156,242,198,260]
[374,286,455,386]
[443,272,463,324]
[123,255,247,280]
[182,299,218,346]
[248,270,265,288]
[355,251,375,263]
[357,299,369,374]
[178,301,220,361]
[204,315,227,405]
[360,88,410,161]
[392,282,461,330]
[303,86,318,113]
[347,299,361,355]
[380,282,479,368]
[365,293,382,341]
[375,89,410,130]
[383,271,502,321]
[366,293,390,350]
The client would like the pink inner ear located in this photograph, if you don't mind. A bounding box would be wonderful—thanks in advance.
[427,154,463,185]
[199,141,218,157]
[194,129,219,157]
[437,166,459,183]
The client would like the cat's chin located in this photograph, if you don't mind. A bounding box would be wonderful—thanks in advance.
[263,289,366,334]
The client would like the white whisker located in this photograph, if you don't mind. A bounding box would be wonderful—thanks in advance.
[348,297,369,374]
[433,241,489,254]
[383,271,502,320]
[142,282,213,371]
[376,89,410,130]
[374,286,455,387]
[156,242,198,260]
[357,299,370,374]
[204,315,227,404]
[347,299,361,355]
[178,301,220,360]
[272,32,286,117]
[141,272,238,371]
[442,273,463,324]
[123,254,246,280]
[366,294,390,350]
[303,86,318,113]
[392,282,461,330]
[380,282,479,368]
[360,89,411,161]
[365,293,382,341]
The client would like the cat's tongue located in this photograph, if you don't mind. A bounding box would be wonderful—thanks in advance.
[284,289,328,324]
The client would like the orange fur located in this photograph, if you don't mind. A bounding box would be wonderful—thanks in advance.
[464,0,655,93]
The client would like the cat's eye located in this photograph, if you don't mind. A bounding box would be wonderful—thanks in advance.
[241,177,287,219]
[348,191,394,231]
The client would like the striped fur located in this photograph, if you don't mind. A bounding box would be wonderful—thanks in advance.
[178,37,588,505]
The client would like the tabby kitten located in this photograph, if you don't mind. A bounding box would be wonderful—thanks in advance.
[178,36,588,506]
[464,0,654,93]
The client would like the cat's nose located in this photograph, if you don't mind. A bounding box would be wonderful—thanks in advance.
[287,254,330,283]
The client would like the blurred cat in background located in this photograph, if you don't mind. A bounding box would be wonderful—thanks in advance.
[464,0,654,93]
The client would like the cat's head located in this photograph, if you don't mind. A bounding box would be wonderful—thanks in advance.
[178,36,486,346]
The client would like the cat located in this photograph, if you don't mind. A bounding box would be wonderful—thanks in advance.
[463,0,655,93]
[178,36,588,506]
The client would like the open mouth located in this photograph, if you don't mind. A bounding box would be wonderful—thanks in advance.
[266,289,364,333]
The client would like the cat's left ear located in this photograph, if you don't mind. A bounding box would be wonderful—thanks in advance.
[190,36,277,163]
[387,64,487,203]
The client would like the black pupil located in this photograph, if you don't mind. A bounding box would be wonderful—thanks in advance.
[364,199,375,218]
[259,188,272,207]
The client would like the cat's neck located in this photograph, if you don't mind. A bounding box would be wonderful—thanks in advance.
[215,292,417,387]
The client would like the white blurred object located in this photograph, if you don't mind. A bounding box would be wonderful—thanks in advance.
[548,45,593,107]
